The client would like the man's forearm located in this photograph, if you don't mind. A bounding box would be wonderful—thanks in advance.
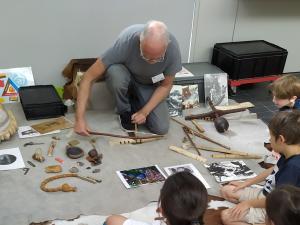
[141,84,171,115]
[76,78,92,121]
[75,59,106,122]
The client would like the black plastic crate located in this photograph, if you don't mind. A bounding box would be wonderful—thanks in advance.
[19,85,67,120]
[212,40,288,80]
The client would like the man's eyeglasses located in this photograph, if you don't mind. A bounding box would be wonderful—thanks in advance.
[140,45,166,63]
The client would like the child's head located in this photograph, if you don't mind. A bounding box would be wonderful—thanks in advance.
[266,185,300,225]
[269,74,300,108]
[268,111,300,152]
[159,171,208,225]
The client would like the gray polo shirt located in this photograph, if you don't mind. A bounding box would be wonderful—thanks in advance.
[101,24,182,85]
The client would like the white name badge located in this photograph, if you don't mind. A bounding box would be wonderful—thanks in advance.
[151,73,165,83]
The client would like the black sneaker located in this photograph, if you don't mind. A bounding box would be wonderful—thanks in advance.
[119,111,135,131]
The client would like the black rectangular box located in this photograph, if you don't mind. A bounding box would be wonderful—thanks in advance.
[212,40,288,80]
[19,85,67,120]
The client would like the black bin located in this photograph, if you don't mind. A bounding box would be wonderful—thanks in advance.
[19,85,67,120]
[212,40,288,80]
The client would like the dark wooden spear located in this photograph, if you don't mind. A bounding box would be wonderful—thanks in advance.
[89,131,164,140]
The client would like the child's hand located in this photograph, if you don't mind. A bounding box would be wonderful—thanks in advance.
[229,201,251,220]
[228,181,249,192]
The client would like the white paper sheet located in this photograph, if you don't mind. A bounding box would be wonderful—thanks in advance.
[164,163,210,189]
[0,147,25,170]
[175,67,194,77]
[18,126,60,138]
[208,200,236,210]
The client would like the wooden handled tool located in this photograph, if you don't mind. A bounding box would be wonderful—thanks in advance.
[171,117,230,149]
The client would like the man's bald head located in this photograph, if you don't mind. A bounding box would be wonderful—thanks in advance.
[140,20,170,45]
[140,20,170,64]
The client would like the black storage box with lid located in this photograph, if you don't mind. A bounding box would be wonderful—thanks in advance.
[212,40,288,80]
[19,85,67,120]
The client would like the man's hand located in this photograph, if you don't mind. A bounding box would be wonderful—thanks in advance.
[74,119,90,136]
[132,110,148,124]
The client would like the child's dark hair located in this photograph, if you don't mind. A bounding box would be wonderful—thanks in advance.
[266,185,300,225]
[159,171,208,225]
[269,74,300,99]
[268,111,300,144]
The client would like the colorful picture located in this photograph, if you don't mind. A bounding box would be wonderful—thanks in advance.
[164,163,210,189]
[116,165,166,189]
[0,67,35,103]
[204,160,256,183]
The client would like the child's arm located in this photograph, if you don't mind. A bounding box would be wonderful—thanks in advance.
[229,198,266,219]
[230,167,273,192]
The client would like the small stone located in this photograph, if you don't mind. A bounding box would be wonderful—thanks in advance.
[86,167,91,170]
[69,167,79,173]
[52,136,61,140]
[68,139,80,146]
[92,168,101,173]
[77,161,84,167]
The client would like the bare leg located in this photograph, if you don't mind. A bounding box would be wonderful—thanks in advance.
[106,215,128,225]
[221,209,250,225]
[220,185,244,203]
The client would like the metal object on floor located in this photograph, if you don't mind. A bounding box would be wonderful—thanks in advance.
[23,142,44,147]
[27,160,36,167]
[23,167,30,175]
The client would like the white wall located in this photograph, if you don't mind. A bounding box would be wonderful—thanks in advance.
[1,0,300,87]
[0,0,194,85]
[191,0,300,73]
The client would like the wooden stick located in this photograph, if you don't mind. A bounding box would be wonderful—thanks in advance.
[197,145,261,158]
[182,127,201,156]
[215,102,254,111]
[187,129,230,150]
[169,145,207,163]
[212,154,262,159]
[110,136,164,145]
[171,117,230,149]
[191,120,205,133]
[89,131,163,140]
[135,123,138,136]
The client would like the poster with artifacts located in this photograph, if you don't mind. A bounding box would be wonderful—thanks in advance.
[204,160,256,183]
[0,67,35,103]
[168,84,199,117]
[204,73,228,106]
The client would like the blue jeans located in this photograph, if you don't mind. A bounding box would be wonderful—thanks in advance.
[105,64,169,134]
